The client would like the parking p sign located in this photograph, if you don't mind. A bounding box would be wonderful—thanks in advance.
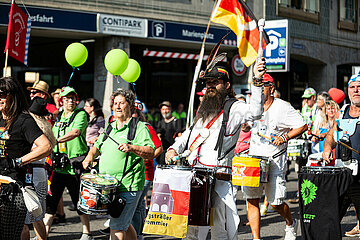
[264,19,289,72]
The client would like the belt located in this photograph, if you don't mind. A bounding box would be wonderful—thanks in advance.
[215,172,231,181]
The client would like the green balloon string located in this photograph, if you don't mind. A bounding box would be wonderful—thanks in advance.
[131,83,137,99]
[67,67,79,86]
[116,76,119,89]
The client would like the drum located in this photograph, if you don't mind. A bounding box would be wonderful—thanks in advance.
[156,165,215,226]
[287,139,311,161]
[232,155,270,185]
[301,166,344,174]
[306,152,326,167]
[78,173,118,215]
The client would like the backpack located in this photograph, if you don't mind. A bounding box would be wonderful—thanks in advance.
[99,117,140,183]
[185,97,238,160]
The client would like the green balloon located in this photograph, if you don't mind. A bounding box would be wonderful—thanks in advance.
[65,42,88,67]
[121,59,141,83]
[104,49,129,76]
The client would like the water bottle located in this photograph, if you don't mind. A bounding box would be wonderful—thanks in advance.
[340,131,352,161]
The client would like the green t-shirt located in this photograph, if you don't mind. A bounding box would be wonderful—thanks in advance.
[52,109,88,174]
[94,118,155,192]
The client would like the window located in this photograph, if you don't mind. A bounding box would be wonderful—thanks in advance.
[277,0,320,24]
[338,0,358,31]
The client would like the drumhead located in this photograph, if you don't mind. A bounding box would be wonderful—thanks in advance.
[308,152,323,161]
[157,164,193,171]
[302,166,344,173]
[81,173,118,186]
[237,155,269,161]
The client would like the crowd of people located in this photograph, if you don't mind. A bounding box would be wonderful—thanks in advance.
[1,58,360,240]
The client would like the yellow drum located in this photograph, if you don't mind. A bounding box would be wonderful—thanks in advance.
[232,155,269,187]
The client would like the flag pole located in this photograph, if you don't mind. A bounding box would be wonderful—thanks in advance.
[186,0,219,128]
[3,0,14,77]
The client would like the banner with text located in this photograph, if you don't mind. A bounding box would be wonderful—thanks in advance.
[98,13,147,38]
[143,167,193,238]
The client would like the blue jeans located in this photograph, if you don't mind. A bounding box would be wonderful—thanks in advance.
[131,180,153,235]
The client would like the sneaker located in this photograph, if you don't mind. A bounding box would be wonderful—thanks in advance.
[260,204,268,216]
[99,227,110,235]
[288,198,299,204]
[267,205,276,213]
[284,219,297,240]
[79,233,94,240]
[53,214,66,224]
[345,225,360,237]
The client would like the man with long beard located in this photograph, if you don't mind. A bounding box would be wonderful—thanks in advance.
[165,58,266,240]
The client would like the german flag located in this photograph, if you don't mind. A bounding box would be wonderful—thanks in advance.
[211,0,269,67]
[232,156,261,187]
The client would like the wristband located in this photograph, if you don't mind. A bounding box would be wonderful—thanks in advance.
[252,76,264,87]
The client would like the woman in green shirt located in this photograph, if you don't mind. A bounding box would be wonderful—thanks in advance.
[83,89,154,240]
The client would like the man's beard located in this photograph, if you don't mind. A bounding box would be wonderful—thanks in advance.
[162,112,172,119]
[194,86,227,123]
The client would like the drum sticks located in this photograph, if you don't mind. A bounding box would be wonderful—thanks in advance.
[337,140,360,155]
[99,128,120,145]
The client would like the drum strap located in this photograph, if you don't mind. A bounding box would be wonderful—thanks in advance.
[214,98,238,160]
[118,117,140,185]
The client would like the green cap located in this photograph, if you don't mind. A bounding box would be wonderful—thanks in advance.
[59,86,77,98]
[301,88,316,98]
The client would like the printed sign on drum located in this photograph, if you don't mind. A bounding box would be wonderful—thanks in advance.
[143,167,193,238]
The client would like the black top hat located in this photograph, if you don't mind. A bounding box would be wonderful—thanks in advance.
[29,97,49,116]
[199,65,230,82]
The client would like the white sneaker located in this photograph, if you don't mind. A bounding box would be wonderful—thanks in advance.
[284,219,297,240]
[260,204,268,216]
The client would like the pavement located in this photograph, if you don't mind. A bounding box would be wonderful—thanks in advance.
[34,161,358,239]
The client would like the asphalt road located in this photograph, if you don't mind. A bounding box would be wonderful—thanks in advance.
[35,161,358,239]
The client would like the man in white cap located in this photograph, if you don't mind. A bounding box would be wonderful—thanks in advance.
[301,87,317,126]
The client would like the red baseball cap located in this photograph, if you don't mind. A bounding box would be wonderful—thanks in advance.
[196,88,207,96]
[262,73,275,85]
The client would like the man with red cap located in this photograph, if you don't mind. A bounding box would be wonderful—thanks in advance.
[242,73,307,240]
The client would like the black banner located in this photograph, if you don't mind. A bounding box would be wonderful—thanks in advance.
[299,168,353,240]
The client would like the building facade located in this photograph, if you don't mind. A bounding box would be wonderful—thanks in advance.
[0,0,359,111]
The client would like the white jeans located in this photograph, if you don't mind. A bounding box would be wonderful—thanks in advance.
[186,181,238,240]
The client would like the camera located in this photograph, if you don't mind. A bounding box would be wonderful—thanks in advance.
[51,153,69,169]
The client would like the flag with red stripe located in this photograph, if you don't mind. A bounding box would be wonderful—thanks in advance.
[4,2,31,65]
[211,0,269,67]
[232,156,261,187]
[143,167,193,238]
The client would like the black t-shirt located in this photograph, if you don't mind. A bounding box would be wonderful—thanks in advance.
[0,113,43,183]
[156,118,182,149]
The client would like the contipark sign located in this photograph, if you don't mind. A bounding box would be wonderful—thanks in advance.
[98,14,147,38]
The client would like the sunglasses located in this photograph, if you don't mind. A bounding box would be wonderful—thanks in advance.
[0,91,9,99]
[30,90,40,95]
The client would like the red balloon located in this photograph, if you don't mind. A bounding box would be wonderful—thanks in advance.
[328,88,345,104]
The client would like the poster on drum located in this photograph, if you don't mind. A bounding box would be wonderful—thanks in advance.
[143,168,194,238]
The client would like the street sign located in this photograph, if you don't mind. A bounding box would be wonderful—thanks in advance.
[264,19,289,72]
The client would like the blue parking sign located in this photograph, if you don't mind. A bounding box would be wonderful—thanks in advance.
[264,19,289,72]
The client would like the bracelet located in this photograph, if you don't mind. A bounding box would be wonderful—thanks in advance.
[280,134,289,143]
[252,76,264,87]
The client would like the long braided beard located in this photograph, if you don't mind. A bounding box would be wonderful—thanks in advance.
[194,86,227,123]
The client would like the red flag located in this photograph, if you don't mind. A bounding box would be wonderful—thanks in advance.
[211,0,269,67]
[4,2,31,65]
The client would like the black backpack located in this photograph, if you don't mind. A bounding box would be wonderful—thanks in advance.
[99,117,140,182]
